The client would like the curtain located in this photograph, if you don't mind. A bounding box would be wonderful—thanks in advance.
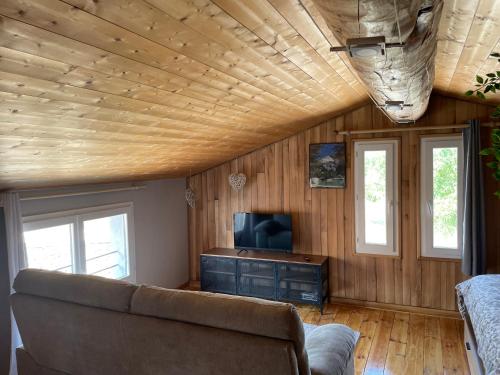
[462,120,487,276]
[1,192,27,375]
[0,209,11,375]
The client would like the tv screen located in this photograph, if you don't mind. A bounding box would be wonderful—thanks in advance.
[233,212,292,252]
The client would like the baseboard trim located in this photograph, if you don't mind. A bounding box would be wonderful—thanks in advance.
[329,296,461,319]
[181,281,460,319]
[190,280,201,288]
[176,280,194,290]
[178,280,200,290]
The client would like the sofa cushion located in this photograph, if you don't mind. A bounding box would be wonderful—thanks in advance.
[131,285,310,374]
[16,348,69,375]
[13,269,137,312]
[305,324,359,375]
[132,285,304,342]
[12,293,302,375]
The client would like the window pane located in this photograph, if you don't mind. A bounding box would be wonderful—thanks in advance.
[84,214,128,279]
[364,150,387,245]
[24,224,73,272]
[432,147,458,249]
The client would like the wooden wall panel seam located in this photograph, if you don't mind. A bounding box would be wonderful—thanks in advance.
[187,94,500,311]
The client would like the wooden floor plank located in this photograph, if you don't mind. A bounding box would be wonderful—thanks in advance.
[355,309,382,375]
[424,316,444,375]
[440,318,468,375]
[181,284,469,375]
[295,303,469,375]
[333,305,353,325]
[403,314,425,375]
[364,311,395,375]
[456,320,470,375]
[347,308,368,332]
[384,312,409,375]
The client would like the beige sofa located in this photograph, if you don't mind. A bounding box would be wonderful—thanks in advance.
[11,269,359,375]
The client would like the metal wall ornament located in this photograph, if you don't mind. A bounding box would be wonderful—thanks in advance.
[185,187,196,208]
[228,173,247,191]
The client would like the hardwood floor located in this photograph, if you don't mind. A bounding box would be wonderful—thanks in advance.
[181,283,470,374]
[296,304,470,375]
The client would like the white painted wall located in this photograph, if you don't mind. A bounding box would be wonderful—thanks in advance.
[20,178,189,289]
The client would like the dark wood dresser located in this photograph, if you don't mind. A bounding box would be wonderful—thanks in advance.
[200,248,329,313]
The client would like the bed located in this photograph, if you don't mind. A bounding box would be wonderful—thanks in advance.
[456,275,500,375]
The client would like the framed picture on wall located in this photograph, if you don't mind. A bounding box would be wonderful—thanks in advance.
[309,143,346,188]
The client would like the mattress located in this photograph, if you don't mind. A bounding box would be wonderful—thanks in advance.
[456,275,500,375]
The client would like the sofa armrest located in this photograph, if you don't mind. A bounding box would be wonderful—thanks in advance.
[304,324,359,375]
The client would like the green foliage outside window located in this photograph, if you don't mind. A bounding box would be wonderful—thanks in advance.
[364,151,386,203]
[480,130,500,198]
[433,148,458,238]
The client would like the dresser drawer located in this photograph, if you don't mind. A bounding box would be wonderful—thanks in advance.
[200,256,237,294]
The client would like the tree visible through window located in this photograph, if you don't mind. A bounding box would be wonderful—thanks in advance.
[354,140,399,256]
[364,150,387,245]
[421,136,463,259]
[432,147,458,248]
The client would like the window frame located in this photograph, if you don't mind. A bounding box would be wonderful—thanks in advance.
[353,139,400,257]
[420,135,464,260]
[23,202,136,281]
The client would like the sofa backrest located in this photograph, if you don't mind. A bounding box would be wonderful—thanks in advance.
[11,269,309,375]
[12,268,137,311]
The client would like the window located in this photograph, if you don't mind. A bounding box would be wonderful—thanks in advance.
[420,136,463,259]
[354,140,399,256]
[23,203,135,281]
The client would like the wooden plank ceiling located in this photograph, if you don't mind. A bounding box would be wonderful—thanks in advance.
[0,0,499,189]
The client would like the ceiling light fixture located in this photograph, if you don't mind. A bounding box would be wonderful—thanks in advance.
[396,119,416,125]
[330,36,404,58]
[378,100,413,111]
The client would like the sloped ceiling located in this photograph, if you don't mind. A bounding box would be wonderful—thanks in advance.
[0,0,499,189]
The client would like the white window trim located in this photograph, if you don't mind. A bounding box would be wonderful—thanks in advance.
[354,139,400,256]
[23,202,136,282]
[420,136,464,259]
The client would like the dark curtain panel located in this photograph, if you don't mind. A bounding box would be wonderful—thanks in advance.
[0,208,11,375]
[462,120,487,276]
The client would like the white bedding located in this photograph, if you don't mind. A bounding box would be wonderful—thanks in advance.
[456,275,500,375]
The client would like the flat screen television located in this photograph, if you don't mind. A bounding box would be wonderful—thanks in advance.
[233,212,292,252]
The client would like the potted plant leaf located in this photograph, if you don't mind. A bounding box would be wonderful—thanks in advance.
[465,71,500,197]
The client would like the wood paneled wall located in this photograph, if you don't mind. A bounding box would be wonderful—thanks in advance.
[187,94,500,311]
